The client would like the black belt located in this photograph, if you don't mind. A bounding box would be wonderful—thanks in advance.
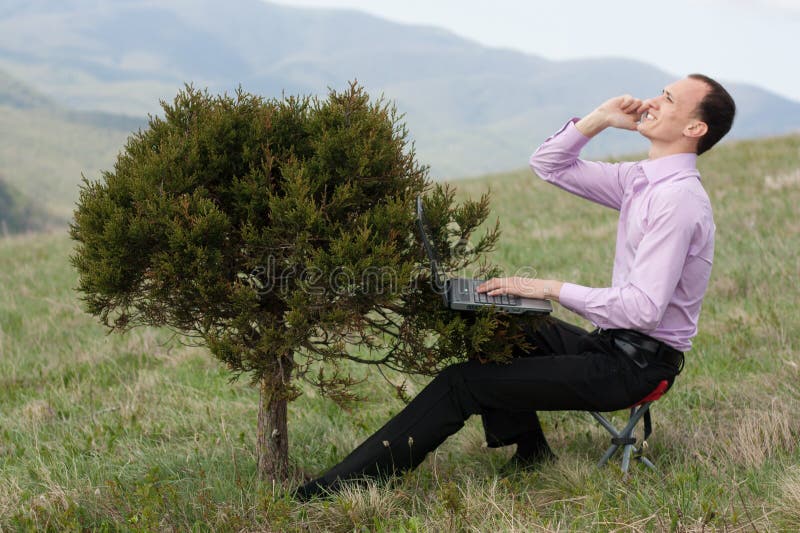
[597,328,684,371]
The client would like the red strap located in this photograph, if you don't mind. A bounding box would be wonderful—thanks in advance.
[633,379,670,406]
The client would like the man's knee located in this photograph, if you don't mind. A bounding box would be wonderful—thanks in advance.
[434,361,468,386]
[432,361,480,414]
[437,360,484,383]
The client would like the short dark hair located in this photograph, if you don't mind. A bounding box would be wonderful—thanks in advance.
[688,73,736,155]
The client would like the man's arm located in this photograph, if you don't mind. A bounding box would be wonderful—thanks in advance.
[557,191,704,331]
[478,190,704,331]
[478,96,652,309]
[530,95,647,211]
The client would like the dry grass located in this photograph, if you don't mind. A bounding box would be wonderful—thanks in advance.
[776,466,800,527]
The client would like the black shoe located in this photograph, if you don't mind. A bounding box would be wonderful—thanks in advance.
[499,448,557,476]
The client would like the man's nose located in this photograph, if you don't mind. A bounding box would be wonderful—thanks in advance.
[643,96,660,109]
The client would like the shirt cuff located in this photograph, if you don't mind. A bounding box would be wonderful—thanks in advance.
[546,118,592,151]
[558,282,591,316]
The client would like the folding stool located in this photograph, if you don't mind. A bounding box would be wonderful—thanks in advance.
[589,379,670,477]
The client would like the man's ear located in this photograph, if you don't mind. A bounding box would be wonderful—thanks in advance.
[684,121,708,139]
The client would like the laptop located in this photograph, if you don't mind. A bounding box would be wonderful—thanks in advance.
[416,196,552,315]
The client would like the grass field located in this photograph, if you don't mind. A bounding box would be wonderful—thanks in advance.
[1,134,800,531]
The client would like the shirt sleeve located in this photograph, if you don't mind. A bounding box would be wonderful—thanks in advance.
[529,119,635,211]
[558,189,699,331]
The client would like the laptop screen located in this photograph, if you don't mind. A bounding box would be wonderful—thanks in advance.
[416,196,448,304]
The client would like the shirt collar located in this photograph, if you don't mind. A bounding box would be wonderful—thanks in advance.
[641,152,699,184]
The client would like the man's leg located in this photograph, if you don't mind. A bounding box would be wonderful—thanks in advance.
[296,358,490,499]
[297,322,676,498]
[481,318,589,455]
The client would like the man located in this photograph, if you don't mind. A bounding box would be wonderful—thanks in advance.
[296,74,736,500]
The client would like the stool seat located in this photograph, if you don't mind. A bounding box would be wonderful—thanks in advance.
[589,379,670,478]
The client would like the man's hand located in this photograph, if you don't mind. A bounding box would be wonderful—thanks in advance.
[576,94,649,138]
[477,277,563,302]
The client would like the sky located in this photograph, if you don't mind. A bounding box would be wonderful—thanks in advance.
[270,0,800,103]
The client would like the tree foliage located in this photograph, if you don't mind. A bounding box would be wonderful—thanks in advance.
[70,83,540,462]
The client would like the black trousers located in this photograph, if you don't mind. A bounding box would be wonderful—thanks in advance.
[310,317,681,486]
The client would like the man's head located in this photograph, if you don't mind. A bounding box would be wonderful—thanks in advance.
[637,74,735,156]
[687,73,736,155]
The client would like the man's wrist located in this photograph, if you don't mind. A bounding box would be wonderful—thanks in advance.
[574,110,608,138]
[540,280,564,302]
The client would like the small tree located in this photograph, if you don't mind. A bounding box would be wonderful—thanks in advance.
[70,83,540,481]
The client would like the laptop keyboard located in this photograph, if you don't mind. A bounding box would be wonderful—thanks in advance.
[473,290,521,306]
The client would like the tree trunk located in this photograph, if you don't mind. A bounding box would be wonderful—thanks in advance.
[256,356,293,482]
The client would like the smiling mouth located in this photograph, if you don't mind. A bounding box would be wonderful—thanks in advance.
[638,111,656,124]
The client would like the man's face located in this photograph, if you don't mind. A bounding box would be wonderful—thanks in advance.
[637,77,710,145]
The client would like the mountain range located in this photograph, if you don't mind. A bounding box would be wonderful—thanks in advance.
[1,0,799,213]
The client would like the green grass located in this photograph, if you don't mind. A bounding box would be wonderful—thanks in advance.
[2,134,800,530]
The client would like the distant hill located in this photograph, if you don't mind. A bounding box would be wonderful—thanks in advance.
[0,69,145,217]
[0,175,56,234]
[0,68,54,109]
[1,0,800,182]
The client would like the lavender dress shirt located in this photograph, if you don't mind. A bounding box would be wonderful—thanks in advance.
[530,119,716,352]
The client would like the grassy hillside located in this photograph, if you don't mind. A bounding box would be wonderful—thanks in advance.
[1,134,800,530]
[0,67,145,219]
[0,105,137,219]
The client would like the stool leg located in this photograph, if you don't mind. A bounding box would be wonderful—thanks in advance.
[620,407,637,475]
[591,412,621,467]
[591,403,656,474]
[621,443,634,474]
[638,455,656,470]
[598,443,620,467]
[625,404,657,473]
